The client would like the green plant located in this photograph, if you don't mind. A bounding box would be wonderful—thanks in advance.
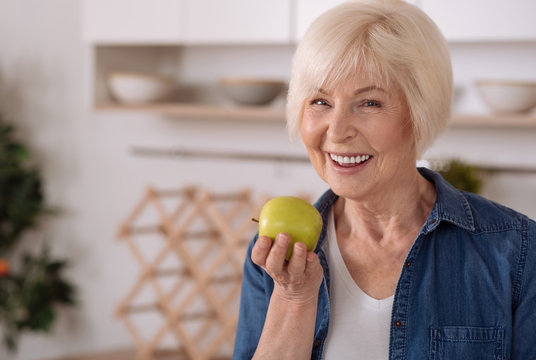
[0,123,44,252]
[0,119,76,351]
[437,158,483,194]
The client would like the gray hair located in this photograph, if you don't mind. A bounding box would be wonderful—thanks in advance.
[286,0,453,156]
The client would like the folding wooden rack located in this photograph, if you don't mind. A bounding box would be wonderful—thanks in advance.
[116,186,266,360]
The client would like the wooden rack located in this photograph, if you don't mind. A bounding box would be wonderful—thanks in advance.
[116,186,267,360]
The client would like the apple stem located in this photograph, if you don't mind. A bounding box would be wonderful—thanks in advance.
[251,218,259,223]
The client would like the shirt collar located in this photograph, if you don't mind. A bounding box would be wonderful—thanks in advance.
[315,167,476,239]
[418,167,476,234]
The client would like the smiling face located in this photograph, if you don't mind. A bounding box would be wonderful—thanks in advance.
[300,75,418,201]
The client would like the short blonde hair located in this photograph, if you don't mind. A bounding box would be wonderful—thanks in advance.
[287,0,452,156]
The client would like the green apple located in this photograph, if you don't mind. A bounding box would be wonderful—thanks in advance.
[257,196,323,260]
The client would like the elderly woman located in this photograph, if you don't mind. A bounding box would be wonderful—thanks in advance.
[233,0,536,359]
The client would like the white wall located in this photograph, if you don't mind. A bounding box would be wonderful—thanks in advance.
[0,1,535,359]
[428,42,536,216]
[0,1,91,358]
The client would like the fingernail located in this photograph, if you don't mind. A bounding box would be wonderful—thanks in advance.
[294,242,305,255]
[257,236,271,249]
[276,233,290,247]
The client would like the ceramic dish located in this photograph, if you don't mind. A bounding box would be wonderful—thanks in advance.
[475,80,536,114]
[219,77,287,106]
[108,72,176,104]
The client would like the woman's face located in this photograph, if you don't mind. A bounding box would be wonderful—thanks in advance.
[300,74,418,201]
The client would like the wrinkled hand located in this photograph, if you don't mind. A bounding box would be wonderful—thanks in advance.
[251,233,324,303]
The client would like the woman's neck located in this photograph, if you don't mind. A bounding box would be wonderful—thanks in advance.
[333,169,436,245]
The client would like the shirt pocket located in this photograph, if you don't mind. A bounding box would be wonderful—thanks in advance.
[430,326,504,360]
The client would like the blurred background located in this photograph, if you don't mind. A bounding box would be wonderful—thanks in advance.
[0,0,535,359]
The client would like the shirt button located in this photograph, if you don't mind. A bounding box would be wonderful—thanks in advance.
[313,339,322,348]
[430,219,437,225]
[405,261,411,267]
[395,320,402,328]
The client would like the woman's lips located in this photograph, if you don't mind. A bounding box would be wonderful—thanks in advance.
[329,153,371,167]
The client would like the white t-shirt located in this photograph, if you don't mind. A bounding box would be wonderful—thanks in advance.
[322,209,394,359]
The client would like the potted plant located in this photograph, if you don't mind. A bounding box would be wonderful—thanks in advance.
[436,158,483,194]
[0,118,76,351]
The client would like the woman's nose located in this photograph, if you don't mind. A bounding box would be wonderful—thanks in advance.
[326,107,358,143]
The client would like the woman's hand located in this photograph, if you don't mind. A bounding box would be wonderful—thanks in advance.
[251,233,324,304]
[250,233,323,359]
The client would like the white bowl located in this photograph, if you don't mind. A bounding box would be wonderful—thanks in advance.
[219,77,286,106]
[475,80,536,114]
[108,72,176,104]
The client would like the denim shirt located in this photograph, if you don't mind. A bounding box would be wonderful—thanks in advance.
[233,168,536,360]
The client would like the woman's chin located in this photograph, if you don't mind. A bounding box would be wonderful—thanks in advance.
[328,180,373,201]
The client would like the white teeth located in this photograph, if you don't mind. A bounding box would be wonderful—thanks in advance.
[329,153,370,166]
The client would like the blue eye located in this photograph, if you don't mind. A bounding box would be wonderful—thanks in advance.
[312,99,329,106]
[363,100,381,107]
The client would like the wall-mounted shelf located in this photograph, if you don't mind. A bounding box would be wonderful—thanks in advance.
[448,114,536,128]
[94,102,536,128]
[94,102,286,122]
[131,145,536,175]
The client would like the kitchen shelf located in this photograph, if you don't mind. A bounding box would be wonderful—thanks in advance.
[94,102,286,122]
[449,114,536,128]
[131,145,536,174]
[94,103,536,128]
